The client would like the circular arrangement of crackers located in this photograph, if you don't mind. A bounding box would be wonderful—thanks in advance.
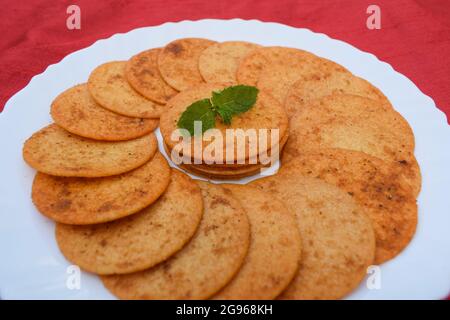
[55,170,203,275]
[125,48,178,104]
[88,61,165,118]
[212,184,301,300]
[102,180,250,299]
[251,174,375,299]
[158,38,217,91]
[32,152,170,225]
[21,37,422,300]
[51,84,158,140]
[199,41,260,84]
[284,69,390,118]
[160,83,288,164]
[283,148,418,264]
[284,94,421,196]
[23,124,157,177]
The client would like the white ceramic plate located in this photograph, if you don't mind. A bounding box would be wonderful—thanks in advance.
[1,19,449,300]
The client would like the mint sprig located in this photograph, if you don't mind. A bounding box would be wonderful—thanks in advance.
[177,85,259,136]
[177,99,216,136]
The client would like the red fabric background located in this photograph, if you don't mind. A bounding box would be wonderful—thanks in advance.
[1,0,449,122]
[0,0,449,299]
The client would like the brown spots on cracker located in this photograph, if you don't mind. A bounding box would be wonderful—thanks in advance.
[161,261,172,273]
[222,187,233,196]
[260,202,271,211]
[137,68,155,78]
[97,201,117,213]
[107,74,123,84]
[136,56,148,66]
[58,184,72,197]
[210,196,230,209]
[116,261,132,269]
[53,199,72,212]
[212,246,229,256]
[158,39,217,91]
[203,224,219,236]
[166,42,183,56]
[268,274,282,287]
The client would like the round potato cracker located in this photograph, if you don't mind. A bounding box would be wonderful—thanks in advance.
[23,124,157,177]
[32,152,170,225]
[158,38,217,91]
[51,84,158,141]
[284,70,390,118]
[88,61,165,118]
[55,169,203,275]
[199,41,260,84]
[125,48,178,104]
[284,94,421,196]
[281,148,418,264]
[251,174,375,299]
[237,46,344,86]
[212,184,301,300]
[160,83,288,164]
[102,180,250,299]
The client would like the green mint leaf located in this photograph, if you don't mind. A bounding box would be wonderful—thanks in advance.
[215,107,233,125]
[176,85,259,136]
[211,85,259,124]
[177,99,216,136]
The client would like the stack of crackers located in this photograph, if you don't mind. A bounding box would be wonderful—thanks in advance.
[160,82,289,179]
[22,38,420,300]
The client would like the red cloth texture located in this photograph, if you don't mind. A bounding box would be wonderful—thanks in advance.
[0,0,449,120]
